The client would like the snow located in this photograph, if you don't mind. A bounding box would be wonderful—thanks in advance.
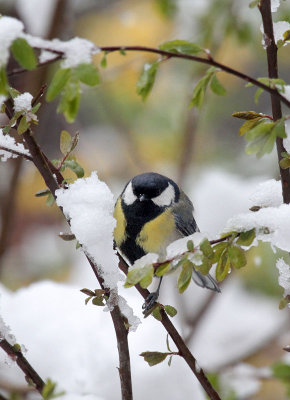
[284,119,290,153]
[16,0,57,36]
[24,34,99,69]
[56,172,119,291]
[249,179,283,208]
[0,129,31,162]
[0,291,16,345]
[224,203,290,252]
[276,258,290,297]
[260,20,290,48]
[56,172,140,329]
[13,92,33,112]
[0,16,24,66]
[271,0,280,12]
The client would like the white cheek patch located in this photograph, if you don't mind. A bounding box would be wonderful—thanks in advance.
[152,183,175,207]
[122,181,137,205]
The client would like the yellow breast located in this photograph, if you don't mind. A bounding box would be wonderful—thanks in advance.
[136,209,176,254]
[113,198,127,247]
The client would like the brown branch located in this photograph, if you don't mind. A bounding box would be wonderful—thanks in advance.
[0,339,44,394]
[6,44,290,108]
[258,0,290,204]
[118,255,221,400]
[0,145,32,161]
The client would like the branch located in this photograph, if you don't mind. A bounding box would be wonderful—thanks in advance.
[258,0,290,204]
[117,255,221,400]
[0,145,33,161]
[0,339,44,394]
[6,44,290,108]
[3,100,133,400]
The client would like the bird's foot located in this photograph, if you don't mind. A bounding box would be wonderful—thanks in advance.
[142,291,159,314]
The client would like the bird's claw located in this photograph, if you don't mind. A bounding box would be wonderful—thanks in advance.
[142,291,159,313]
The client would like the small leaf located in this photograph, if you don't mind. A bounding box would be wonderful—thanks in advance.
[73,63,100,86]
[187,239,194,251]
[232,111,265,120]
[46,193,55,207]
[236,229,256,246]
[140,266,154,288]
[152,305,162,321]
[249,0,260,8]
[168,355,172,366]
[164,305,177,317]
[159,39,202,55]
[35,188,51,197]
[197,256,212,275]
[57,79,81,123]
[58,232,75,241]
[155,0,177,19]
[273,118,286,139]
[210,74,226,96]
[42,379,56,400]
[60,130,72,155]
[140,351,168,367]
[254,88,264,104]
[17,116,29,134]
[10,38,37,70]
[155,262,171,276]
[189,73,212,108]
[125,265,154,288]
[63,159,84,178]
[166,333,172,352]
[0,66,8,96]
[238,117,264,136]
[100,54,107,68]
[136,61,159,101]
[216,249,230,281]
[272,362,290,381]
[92,296,105,306]
[283,30,290,42]
[200,238,214,259]
[212,241,228,264]
[177,259,193,293]
[80,288,95,296]
[46,68,71,102]
[280,157,290,169]
[228,245,247,269]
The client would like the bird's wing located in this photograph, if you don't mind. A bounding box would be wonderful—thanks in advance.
[171,190,199,236]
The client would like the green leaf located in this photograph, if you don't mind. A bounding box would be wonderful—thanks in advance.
[249,0,260,8]
[280,157,290,169]
[35,188,51,197]
[73,63,100,86]
[57,79,81,123]
[166,333,172,352]
[0,67,8,96]
[17,116,29,134]
[92,296,105,306]
[228,245,247,269]
[236,229,256,246]
[197,256,212,275]
[159,40,202,55]
[232,111,265,120]
[216,249,230,281]
[46,68,71,102]
[272,362,290,382]
[238,117,264,136]
[136,61,159,101]
[177,259,193,293]
[60,130,72,155]
[100,54,107,68]
[155,262,171,276]
[140,266,154,288]
[212,241,228,264]
[273,118,286,139]
[155,0,177,18]
[125,265,154,288]
[187,239,194,251]
[283,30,290,42]
[10,38,37,70]
[140,351,168,367]
[152,305,162,321]
[164,305,177,317]
[63,159,84,178]
[189,73,212,108]
[210,74,226,96]
[46,193,55,207]
[254,87,264,104]
[279,295,290,309]
[200,238,214,259]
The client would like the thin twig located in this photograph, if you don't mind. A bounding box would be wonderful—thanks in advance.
[258,0,290,204]
[0,339,44,394]
[0,145,32,161]
[117,255,221,400]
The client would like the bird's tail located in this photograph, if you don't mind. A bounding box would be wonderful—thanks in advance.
[192,268,221,293]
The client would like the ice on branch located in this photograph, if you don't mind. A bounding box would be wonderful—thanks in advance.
[261,21,290,48]
[276,258,290,297]
[117,296,140,332]
[224,204,290,252]
[56,172,120,291]
[0,130,31,162]
[249,179,283,208]
[14,92,33,112]
[0,16,24,66]
[24,34,100,69]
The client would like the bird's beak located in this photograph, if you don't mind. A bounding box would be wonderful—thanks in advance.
[139,194,147,202]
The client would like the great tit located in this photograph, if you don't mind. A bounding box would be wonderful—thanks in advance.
[114,172,220,308]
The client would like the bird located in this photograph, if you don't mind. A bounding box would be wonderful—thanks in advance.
[113,172,220,310]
